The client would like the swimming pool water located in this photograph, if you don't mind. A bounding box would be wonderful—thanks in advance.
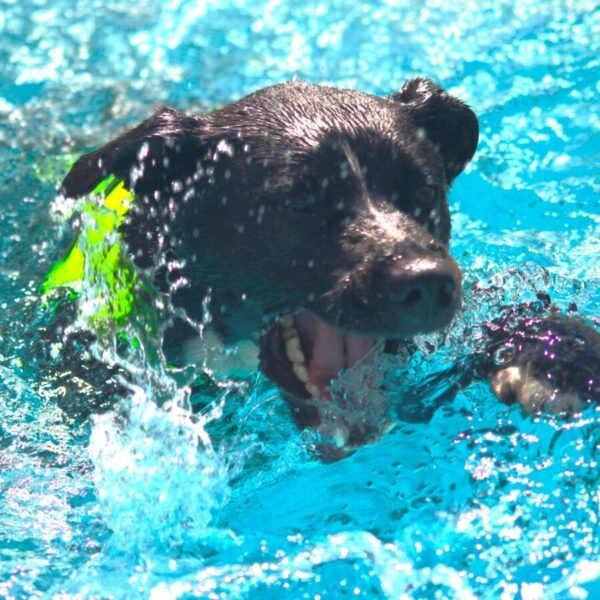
[0,0,599,597]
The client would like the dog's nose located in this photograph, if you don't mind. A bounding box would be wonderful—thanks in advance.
[380,254,462,333]
[391,273,457,311]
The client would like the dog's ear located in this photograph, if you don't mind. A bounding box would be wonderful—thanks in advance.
[60,107,205,198]
[389,78,479,181]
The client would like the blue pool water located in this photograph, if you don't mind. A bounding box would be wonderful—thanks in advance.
[1,0,599,597]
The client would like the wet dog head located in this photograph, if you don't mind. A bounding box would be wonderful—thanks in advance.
[62,78,478,435]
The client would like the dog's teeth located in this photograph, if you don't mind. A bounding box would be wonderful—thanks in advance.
[293,363,309,383]
[285,336,305,364]
[305,383,321,398]
[279,315,312,390]
[280,315,294,328]
[282,326,297,341]
[289,349,305,364]
[332,425,349,449]
[280,314,311,385]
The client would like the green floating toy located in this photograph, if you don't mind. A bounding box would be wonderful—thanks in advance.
[43,172,218,388]
[42,175,152,338]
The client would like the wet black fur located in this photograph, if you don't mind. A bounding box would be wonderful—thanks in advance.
[62,78,478,344]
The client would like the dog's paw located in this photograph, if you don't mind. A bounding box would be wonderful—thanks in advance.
[490,365,582,414]
[486,312,600,416]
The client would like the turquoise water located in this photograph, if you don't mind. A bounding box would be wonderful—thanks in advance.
[1,0,599,597]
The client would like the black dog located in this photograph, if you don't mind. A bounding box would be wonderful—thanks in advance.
[57,79,598,452]
[60,78,475,445]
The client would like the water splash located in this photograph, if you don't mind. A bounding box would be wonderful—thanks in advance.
[148,531,476,599]
[89,385,233,556]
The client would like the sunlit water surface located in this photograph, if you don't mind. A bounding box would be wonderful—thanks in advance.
[0,0,599,598]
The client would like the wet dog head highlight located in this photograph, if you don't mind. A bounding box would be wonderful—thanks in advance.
[61,78,478,444]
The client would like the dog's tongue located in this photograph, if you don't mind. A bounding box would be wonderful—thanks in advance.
[295,313,376,396]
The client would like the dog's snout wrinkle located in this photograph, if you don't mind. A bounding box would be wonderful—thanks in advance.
[365,202,407,241]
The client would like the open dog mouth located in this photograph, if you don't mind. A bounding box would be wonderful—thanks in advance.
[259,311,380,403]
[259,310,396,454]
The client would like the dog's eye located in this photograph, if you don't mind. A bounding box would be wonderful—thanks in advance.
[417,185,437,206]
